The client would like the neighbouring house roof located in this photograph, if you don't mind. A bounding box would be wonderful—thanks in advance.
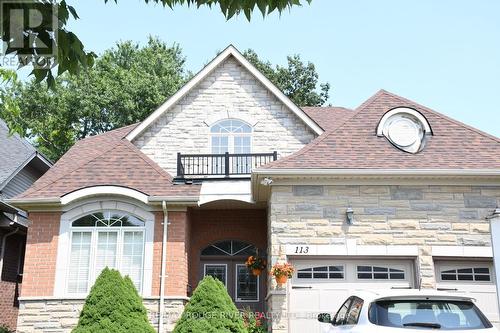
[0,119,51,191]
[125,45,324,141]
[15,124,200,201]
[264,90,500,170]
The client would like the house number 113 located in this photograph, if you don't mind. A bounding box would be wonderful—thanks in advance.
[295,246,309,254]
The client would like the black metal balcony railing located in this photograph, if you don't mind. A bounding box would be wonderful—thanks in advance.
[177,151,277,178]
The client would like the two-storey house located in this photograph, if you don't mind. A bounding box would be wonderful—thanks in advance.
[9,45,500,333]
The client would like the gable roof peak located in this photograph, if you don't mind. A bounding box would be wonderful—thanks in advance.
[125,44,324,141]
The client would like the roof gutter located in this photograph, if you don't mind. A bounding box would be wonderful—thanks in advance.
[7,195,199,207]
[253,168,500,177]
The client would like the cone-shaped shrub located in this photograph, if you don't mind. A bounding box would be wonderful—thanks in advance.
[72,268,155,333]
[173,276,246,333]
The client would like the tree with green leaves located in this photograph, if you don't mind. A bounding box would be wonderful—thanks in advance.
[72,268,155,333]
[243,49,330,106]
[0,37,189,161]
[173,276,246,333]
[0,0,311,88]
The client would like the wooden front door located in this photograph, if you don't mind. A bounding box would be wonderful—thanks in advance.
[200,240,265,312]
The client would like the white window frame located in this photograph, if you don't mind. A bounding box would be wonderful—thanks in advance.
[235,264,259,302]
[296,265,346,280]
[204,263,228,287]
[436,262,494,284]
[210,119,253,154]
[55,199,154,297]
[66,225,145,295]
[356,265,406,281]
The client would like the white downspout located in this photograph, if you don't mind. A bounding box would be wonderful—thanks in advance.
[159,201,169,333]
[488,208,500,318]
[0,227,19,275]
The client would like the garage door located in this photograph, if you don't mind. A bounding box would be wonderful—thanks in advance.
[289,259,415,333]
[435,260,499,325]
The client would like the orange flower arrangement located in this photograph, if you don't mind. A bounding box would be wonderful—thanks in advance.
[245,256,267,271]
[270,262,294,278]
[270,262,295,285]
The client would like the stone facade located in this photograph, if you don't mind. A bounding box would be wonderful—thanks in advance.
[267,184,500,332]
[16,298,187,333]
[133,56,317,175]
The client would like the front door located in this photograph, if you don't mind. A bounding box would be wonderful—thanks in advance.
[200,240,265,312]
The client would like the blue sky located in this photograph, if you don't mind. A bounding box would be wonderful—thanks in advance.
[67,0,499,137]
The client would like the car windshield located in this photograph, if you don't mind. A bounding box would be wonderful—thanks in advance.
[369,299,492,330]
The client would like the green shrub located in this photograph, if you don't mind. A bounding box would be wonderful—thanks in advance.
[72,268,155,333]
[0,324,12,333]
[173,276,246,333]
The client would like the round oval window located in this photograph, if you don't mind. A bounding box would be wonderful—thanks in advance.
[387,117,420,147]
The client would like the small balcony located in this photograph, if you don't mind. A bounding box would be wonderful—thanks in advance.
[176,151,277,180]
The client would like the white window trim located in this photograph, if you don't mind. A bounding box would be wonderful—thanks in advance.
[296,265,346,281]
[235,264,259,302]
[66,226,145,296]
[355,264,407,281]
[204,263,228,287]
[435,261,495,285]
[210,119,253,154]
[54,199,154,297]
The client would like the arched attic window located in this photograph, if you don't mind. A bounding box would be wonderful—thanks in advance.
[210,119,252,155]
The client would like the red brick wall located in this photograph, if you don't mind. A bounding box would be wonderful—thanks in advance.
[152,210,190,297]
[188,209,267,290]
[0,280,19,330]
[0,231,24,330]
[21,212,60,297]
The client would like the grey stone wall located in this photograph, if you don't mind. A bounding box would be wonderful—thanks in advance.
[133,56,316,175]
[267,184,500,332]
[16,298,186,333]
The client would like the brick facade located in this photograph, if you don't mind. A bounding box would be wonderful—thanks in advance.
[188,208,267,291]
[133,56,316,175]
[152,210,190,297]
[21,212,60,297]
[0,231,24,330]
[267,184,500,332]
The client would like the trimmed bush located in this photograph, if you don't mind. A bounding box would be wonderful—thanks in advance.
[0,325,13,333]
[173,276,246,333]
[72,268,155,333]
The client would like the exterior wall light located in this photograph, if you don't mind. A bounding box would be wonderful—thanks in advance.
[346,207,354,225]
[261,177,273,186]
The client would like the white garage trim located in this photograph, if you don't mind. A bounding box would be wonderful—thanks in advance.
[289,258,415,333]
[431,245,493,258]
[434,260,499,325]
[285,243,419,257]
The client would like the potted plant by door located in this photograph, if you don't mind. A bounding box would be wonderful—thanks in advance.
[270,262,294,286]
[245,256,267,276]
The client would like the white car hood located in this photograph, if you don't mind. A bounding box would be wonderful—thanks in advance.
[371,326,499,333]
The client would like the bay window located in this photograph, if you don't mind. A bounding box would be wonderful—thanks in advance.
[67,210,145,294]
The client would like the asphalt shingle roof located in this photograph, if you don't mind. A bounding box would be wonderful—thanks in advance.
[0,119,37,188]
[266,90,500,169]
[302,106,354,131]
[14,89,500,202]
[18,124,200,200]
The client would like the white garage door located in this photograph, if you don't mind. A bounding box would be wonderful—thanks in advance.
[289,259,415,333]
[435,260,499,325]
